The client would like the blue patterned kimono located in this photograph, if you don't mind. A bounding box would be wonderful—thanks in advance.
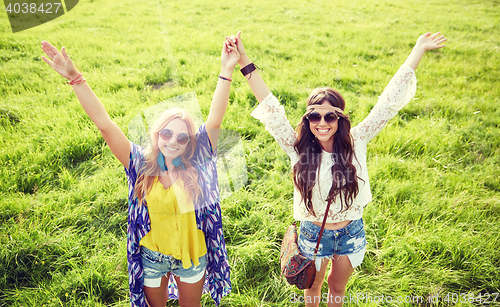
[125,123,231,306]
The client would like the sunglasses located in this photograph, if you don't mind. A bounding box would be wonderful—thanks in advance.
[306,112,339,124]
[159,128,190,145]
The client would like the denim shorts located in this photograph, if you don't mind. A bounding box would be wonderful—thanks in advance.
[298,218,367,269]
[140,246,207,287]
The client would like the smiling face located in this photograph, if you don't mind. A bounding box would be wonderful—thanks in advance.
[308,101,339,151]
[158,118,190,162]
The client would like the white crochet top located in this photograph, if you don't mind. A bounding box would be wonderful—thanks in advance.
[251,65,417,223]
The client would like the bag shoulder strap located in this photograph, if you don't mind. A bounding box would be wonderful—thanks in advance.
[312,201,332,259]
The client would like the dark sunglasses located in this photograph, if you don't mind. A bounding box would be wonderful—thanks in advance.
[159,128,190,145]
[306,112,339,124]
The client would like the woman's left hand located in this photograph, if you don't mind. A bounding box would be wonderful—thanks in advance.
[221,39,240,71]
[415,32,447,52]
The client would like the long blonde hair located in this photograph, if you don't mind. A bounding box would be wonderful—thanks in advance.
[134,109,201,205]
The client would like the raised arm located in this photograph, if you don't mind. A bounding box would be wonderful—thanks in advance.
[231,32,299,158]
[41,41,131,168]
[232,31,271,103]
[205,39,240,149]
[352,32,447,143]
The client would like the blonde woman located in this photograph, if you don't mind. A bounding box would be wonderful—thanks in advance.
[41,38,239,306]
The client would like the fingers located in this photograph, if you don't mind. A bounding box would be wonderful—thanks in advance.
[225,38,236,49]
[41,43,53,59]
[41,55,54,68]
[224,37,234,52]
[223,34,241,56]
[421,32,447,46]
[436,35,447,44]
[430,32,441,39]
[225,32,243,47]
[41,40,58,59]
[226,44,238,54]
[40,41,55,68]
[61,46,71,61]
[236,31,244,49]
[430,33,446,48]
[41,45,50,59]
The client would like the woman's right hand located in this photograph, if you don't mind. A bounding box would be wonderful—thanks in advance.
[41,41,131,169]
[227,31,270,102]
[229,31,250,67]
[41,41,80,80]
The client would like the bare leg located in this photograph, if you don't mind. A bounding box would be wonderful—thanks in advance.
[174,272,206,307]
[143,274,170,307]
[304,258,329,307]
[326,255,354,307]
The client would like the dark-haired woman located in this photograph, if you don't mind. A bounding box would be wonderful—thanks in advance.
[230,31,446,306]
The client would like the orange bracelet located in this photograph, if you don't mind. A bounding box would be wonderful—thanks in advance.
[218,75,232,82]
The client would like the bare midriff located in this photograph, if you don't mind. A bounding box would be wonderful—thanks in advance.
[313,220,352,230]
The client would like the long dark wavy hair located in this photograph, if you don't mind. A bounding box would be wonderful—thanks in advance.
[292,88,361,217]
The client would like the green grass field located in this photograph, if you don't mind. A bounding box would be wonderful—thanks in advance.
[1,0,499,306]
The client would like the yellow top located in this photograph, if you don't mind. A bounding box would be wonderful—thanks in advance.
[139,177,207,269]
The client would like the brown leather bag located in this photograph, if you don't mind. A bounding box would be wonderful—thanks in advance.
[280,202,332,289]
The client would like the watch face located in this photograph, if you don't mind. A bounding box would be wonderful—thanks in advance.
[4,0,79,33]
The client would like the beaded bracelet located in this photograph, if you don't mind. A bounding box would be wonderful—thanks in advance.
[70,78,86,86]
[219,75,232,82]
[69,74,86,86]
